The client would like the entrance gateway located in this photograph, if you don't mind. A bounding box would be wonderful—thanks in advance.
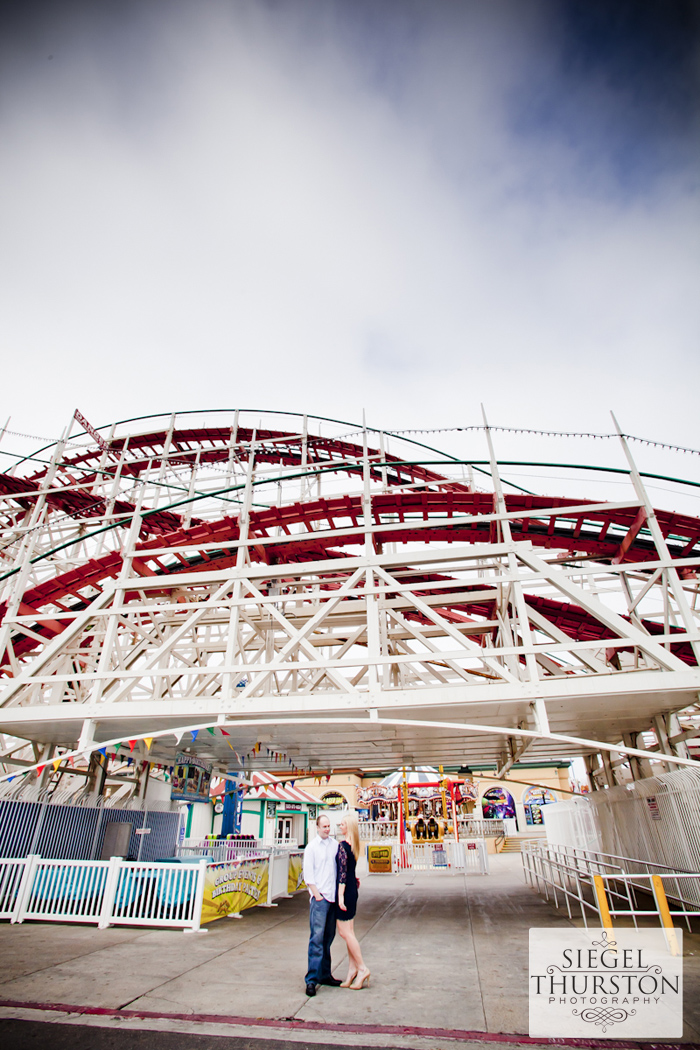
[0,409,699,866]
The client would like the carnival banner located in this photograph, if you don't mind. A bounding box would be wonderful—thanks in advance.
[200,857,269,923]
[287,852,305,894]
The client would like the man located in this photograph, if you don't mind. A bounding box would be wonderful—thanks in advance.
[302,813,341,996]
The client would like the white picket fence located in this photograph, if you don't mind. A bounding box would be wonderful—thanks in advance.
[1,855,207,931]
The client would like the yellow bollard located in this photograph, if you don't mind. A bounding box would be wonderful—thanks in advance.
[651,875,681,957]
[593,875,613,929]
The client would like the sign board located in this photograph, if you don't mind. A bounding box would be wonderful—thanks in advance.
[647,795,662,820]
[284,802,302,812]
[201,857,269,923]
[367,844,392,874]
[287,852,306,894]
[170,752,212,803]
[530,927,683,1039]
[135,828,151,836]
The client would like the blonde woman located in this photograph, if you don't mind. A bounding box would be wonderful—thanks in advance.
[335,811,370,989]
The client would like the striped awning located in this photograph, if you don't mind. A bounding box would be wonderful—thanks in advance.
[380,766,440,788]
[244,770,321,805]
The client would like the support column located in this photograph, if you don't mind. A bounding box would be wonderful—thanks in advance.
[600,751,617,788]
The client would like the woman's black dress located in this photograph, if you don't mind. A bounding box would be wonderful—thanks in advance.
[335,840,358,920]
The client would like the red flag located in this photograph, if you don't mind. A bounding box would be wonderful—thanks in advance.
[128,739,136,751]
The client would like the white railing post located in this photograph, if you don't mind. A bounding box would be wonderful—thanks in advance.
[188,858,208,931]
[264,851,277,906]
[11,854,40,924]
[99,856,123,929]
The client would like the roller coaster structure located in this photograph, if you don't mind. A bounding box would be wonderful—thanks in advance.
[1,409,699,787]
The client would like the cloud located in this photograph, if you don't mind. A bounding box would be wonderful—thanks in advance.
[0,0,698,452]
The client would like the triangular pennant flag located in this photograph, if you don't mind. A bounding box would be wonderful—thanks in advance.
[98,747,107,757]
[127,757,133,766]
[114,742,121,753]
[144,737,153,750]
[206,727,215,735]
[220,728,230,736]
[128,739,136,751]
[173,731,184,744]
[7,775,15,782]
[191,729,199,741]
[37,764,45,775]
[52,758,61,771]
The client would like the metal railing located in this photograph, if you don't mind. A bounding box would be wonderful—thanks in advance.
[1,854,207,930]
[359,818,504,841]
[457,818,505,838]
[389,840,488,875]
[522,841,700,930]
[176,837,268,863]
[359,820,397,839]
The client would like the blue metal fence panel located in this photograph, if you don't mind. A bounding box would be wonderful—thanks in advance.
[140,811,181,861]
[35,804,101,859]
[0,798,180,862]
[0,801,39,857]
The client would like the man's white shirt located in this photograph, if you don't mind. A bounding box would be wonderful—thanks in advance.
[303,834,338,901]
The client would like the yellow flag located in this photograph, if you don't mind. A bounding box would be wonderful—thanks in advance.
[52,758,61,771]
[144,737,153,750]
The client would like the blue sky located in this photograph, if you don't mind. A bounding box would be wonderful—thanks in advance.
[0,0,698,474]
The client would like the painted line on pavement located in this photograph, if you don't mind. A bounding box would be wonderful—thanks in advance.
[0,998,689,1050]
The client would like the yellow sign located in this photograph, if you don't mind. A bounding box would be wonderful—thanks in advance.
[367,844,392,873]
[287,852,306,894]
[200,857,269,923]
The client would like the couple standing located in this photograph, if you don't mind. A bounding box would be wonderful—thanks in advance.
[302,811,370,996]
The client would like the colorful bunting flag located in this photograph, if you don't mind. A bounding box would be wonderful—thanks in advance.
[206,728,215,735]
[144,737,153,750]
[128,739,136,751]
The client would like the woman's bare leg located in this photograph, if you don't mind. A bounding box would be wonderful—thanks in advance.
[337,918,364,976]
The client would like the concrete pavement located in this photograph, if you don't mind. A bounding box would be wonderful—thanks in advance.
[0,854,698,1048]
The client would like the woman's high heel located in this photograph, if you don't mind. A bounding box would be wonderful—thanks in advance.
[350,968,371,989]
[340,971,358,988]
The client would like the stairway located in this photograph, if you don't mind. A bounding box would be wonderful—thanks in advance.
[500,831,547,853]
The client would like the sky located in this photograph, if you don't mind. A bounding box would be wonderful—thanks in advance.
[1,0,699,475]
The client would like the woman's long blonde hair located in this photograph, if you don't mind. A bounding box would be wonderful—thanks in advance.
[343,810,360,860]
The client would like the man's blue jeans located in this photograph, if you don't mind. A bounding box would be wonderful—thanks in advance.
[305,896,336,984]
